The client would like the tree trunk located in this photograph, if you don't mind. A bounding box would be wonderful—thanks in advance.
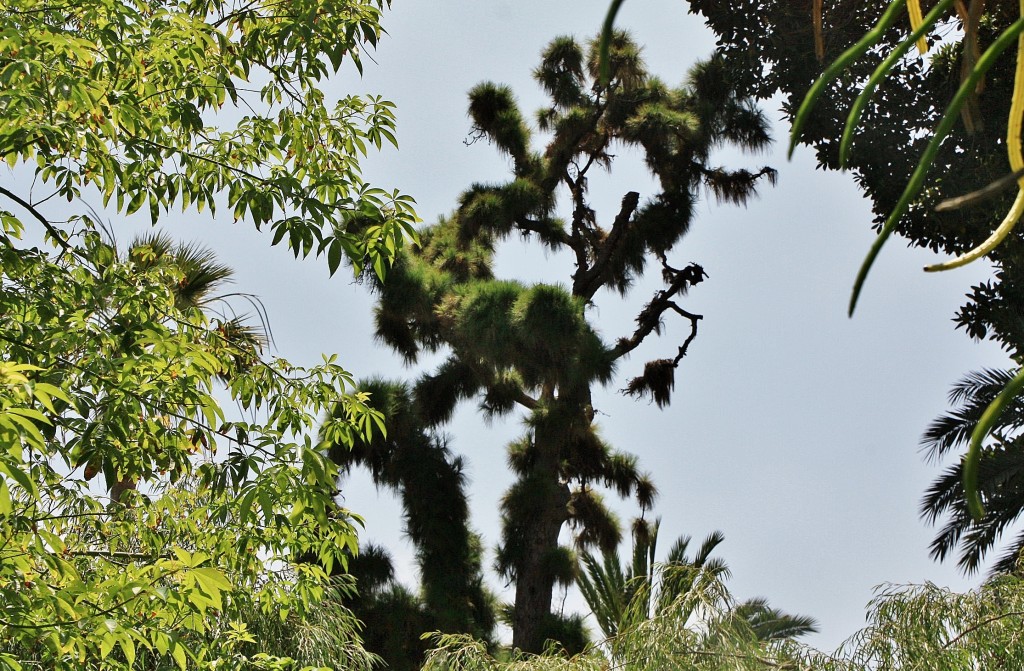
[511,433,570,653]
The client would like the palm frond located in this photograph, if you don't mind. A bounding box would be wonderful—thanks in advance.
[921,441,1024,574]
[734,598,819,640]
[577,549,627,639]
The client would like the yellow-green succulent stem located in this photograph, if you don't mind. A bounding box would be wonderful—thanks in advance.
[849,15,1024,315]
[1010,2,1024,180]
[840,0,954,167]
[907,0,929,53]
[926,0,1024,272]
[925,189,1024,271]
[789,0,908,159]
[963,365,1024,520]
[961,0,1024,523]
[598,0,627,87]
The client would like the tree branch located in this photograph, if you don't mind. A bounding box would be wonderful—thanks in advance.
[666,304,702,366]
[573,191,640,300]
[609,262,706,361]
[514,216,573,247]
[942,610,1024,649]
[0,186,71,252]
[565,172,593,280]
[66,550,172,560]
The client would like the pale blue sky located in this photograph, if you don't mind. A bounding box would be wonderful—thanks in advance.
[18,0,1013,652]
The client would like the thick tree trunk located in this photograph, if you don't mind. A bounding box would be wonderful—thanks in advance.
[510,433,570,653]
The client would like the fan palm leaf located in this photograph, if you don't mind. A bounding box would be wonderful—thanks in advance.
[578,521,815,648]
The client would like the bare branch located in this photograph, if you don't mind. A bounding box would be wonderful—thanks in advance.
[609,262,706,361]
[0,186,72,252]
[573,191,640,300]
[935,167,1024,212]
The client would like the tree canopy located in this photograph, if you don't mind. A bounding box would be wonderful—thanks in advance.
[685,0,1024,574]
[0,0,416,668]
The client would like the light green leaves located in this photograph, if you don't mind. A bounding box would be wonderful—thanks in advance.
[1,0,415,280]
[0,0,408,666]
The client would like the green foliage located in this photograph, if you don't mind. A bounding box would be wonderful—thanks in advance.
[689,0,1024,570]
[325,379,497,663]
[921,367,1024,574]
[0,0,417,668]
[578,518,816,658]
[0,0,417,276]
[0,223,382,670]
[425,572,1024,671]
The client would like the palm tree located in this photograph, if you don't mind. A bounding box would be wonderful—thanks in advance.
[578,518,816,661]
[121,230,267,361]
[87,230,266,503]
[578,519,727,640]
[921,368,1024,574]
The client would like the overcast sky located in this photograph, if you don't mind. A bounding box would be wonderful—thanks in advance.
[32,0,1015,653]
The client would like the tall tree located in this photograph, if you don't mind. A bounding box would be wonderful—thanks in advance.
[368,33,776,652]
[0,0,415,666]
[687,1,1024,572]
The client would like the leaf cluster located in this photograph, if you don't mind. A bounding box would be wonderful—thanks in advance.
[0,0,421,665]
[0,217,390,670]
[0,0,417,277]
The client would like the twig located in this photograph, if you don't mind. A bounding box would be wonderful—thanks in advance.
[0,186,72,252]
[934,167,1024,211]
[942,610,1024,649]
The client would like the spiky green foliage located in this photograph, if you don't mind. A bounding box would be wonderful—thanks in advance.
[369,33,774,653]
[424,566,827,671]
[425,572,1024,671]
[578,518,816,650]
[323,380,496,668]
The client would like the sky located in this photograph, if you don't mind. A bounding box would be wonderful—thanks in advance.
[16,0,1017,654]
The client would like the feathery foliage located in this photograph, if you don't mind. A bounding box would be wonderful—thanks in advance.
[921,367,1024,573]
[425,571,1024,671]
[578,518,816,653]
[324,380,497,669]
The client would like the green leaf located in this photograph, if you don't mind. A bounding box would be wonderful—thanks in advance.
[0,462,37,498]
[327,238,342,276]
[171,641,187,671]
[192,567,232,592]
[0,479,10,516]
[126,190,146,215]
[119,634,136,666]
[99,634,115,660]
